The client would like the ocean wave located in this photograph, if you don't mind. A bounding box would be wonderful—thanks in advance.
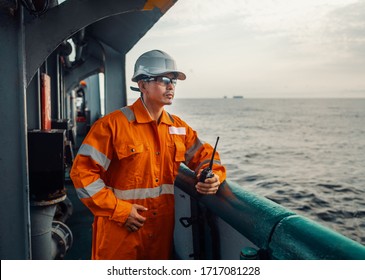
[169,98,365,245]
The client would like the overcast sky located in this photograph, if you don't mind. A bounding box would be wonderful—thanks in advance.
[126,0,365,99]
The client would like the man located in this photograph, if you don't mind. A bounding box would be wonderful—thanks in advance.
[70,50,226,260]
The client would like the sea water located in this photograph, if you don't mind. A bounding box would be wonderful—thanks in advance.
[164,98,365,245]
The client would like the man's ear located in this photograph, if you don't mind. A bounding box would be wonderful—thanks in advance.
[137,80,146,92]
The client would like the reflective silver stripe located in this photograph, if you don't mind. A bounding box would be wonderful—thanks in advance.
[76,178,105,199]
[112,184,174,200]
[78,144,111,171]
[120,106,135,122]
[195,159,222,173]
[185,138,203,165]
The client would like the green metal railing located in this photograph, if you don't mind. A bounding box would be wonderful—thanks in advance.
[175,165,365,260]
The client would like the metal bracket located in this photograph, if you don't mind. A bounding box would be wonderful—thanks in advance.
[179,216,199,228]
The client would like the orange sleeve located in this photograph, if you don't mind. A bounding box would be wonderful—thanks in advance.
[70,117,132,224]
[181,119,227,183]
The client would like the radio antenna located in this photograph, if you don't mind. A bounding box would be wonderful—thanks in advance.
[209,136,220,169]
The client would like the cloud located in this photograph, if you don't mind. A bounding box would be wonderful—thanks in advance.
[321,1,365,59]
[127,0,365,98]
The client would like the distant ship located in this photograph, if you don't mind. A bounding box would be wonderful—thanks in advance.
[233,95,244,99]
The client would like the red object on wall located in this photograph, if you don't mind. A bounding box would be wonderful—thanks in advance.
[41,73,51,131]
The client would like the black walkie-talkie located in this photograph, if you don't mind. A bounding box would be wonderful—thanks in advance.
[199,136,220,182]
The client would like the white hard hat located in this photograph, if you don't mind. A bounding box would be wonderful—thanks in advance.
[131,50,186,82]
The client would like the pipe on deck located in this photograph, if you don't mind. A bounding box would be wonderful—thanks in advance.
[30,204,73,259]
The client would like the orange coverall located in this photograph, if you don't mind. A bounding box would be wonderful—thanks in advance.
[70,98,226,259]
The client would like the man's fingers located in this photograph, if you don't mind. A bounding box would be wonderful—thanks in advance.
[195,174,220,195]
[131,225,139,231]
[195,182,219,194]
[131,204,148,222]
[127,225,139,232]
[133,219,145,228]
[134,204,148,211]
[124,220,143,232]
[196,186,219,195]
[121,204,149,231]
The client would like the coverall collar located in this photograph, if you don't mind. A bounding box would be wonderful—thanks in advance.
[133,98,174,125]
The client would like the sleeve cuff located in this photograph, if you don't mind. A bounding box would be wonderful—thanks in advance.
[110,199,132,224]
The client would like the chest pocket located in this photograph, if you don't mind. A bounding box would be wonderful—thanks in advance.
[114,142,150,187]
[174,140,186,162]
[116,143,145,160]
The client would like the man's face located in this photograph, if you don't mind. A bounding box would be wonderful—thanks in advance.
[140,73,177,107]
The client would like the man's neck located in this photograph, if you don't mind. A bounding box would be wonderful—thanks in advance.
[141,97,163,122]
